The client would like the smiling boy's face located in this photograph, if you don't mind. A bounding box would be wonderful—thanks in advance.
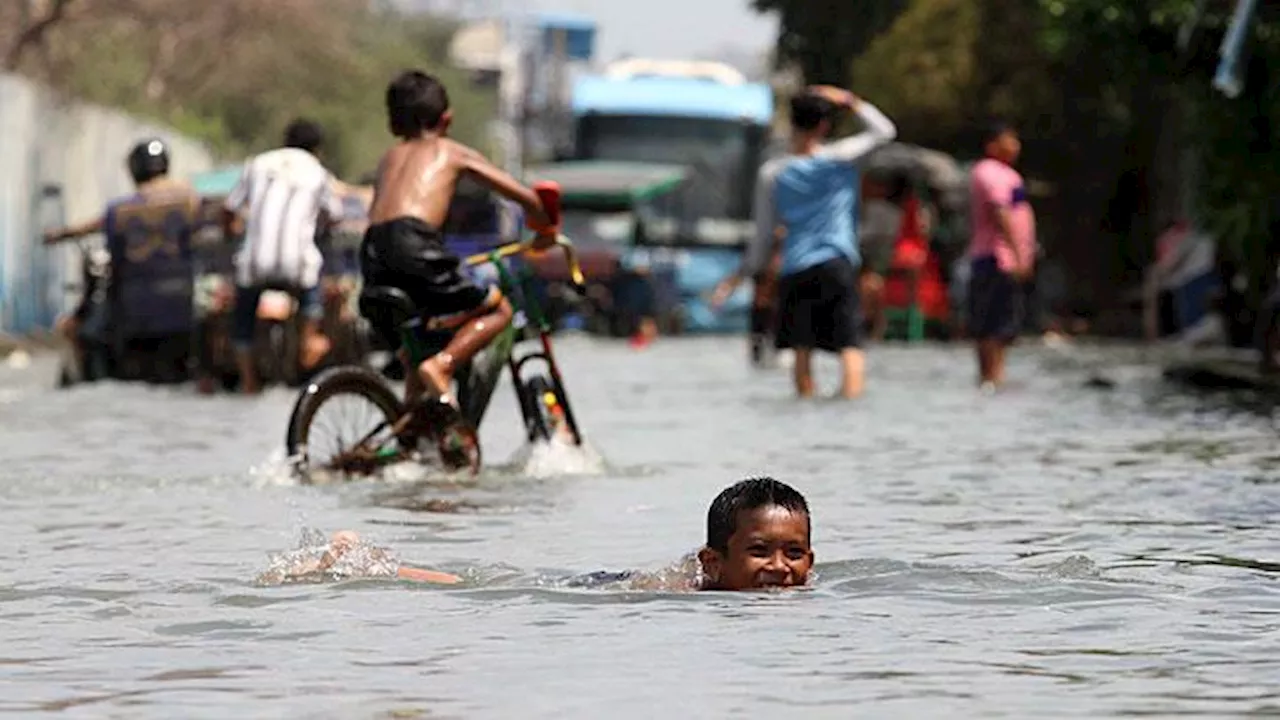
[698,505,814,591]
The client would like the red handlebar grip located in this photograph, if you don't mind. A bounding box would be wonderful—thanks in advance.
[530,181,562,232]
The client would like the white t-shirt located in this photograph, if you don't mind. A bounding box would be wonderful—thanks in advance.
[225,147,343,289]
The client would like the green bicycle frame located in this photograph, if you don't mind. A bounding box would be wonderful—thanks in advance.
[394,249,549,432]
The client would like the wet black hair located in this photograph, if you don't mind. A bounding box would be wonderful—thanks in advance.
[982,118,1017,147]
[386,70,450,139]
[706,477,810,553]
[790,93,837,132]
[284,118,325,153]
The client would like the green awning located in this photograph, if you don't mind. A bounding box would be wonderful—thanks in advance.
[524,160,687,208]
[189,165,243,197]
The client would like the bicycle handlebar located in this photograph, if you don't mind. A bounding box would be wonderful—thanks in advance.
[463,233,587,293]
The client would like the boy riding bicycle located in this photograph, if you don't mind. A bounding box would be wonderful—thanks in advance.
[361,70,558,414]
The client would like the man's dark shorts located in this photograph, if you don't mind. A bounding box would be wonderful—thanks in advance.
[774,256,862,352]
[968,255,1023,342]
[359,217,496,349]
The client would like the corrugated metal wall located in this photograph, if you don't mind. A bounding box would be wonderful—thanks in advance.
[0,74,216,334]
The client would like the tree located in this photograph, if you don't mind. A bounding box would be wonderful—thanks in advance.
[4,0,493,178]
[751,0,909,83]
[1,0,76,71]
[1037,0,1280,336]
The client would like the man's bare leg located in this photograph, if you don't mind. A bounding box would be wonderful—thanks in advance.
[299,319,332,370]
[56,315,84,376]
[236,348,260,395]
[417,299,514,406]
[838,348,864,399]
[991,342,1009,386]
[976,339,997,386]
[793,348,815,398]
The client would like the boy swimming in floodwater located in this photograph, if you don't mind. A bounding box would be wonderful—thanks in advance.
[266,477,814,592]
[361,69,558,412]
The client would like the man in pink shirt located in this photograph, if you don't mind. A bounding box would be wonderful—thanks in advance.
[967,120,1036,390]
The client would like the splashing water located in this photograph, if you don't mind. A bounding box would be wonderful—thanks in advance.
[506,434,606,478]
[254,528,401,586]
[248,449,302,488]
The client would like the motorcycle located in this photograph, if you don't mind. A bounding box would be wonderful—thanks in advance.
[56,238,114,387]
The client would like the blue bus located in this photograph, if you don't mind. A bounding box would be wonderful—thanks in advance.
[566,60,775,332]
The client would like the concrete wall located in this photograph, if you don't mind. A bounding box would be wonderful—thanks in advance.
[0,74,216,334]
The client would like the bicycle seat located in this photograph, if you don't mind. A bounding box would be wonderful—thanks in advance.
[359,286,419,330]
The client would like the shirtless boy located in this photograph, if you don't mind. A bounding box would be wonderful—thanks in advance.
[290,477,814,592]
[362,70,557,409]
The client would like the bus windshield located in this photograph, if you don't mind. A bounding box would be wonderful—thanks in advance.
[575,115,765,221]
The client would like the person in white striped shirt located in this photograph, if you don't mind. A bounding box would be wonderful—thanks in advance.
[222,119,344,394]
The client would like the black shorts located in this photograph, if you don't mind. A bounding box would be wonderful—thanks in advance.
[967,256,1024,341]
[774,256,862,352]
[360,217,495,348]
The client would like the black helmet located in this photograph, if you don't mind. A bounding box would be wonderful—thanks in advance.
[127,139,170,184]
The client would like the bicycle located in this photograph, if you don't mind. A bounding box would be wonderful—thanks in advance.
[283,232,587,483]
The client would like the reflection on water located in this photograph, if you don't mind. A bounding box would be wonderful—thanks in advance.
[2,338,1279,718]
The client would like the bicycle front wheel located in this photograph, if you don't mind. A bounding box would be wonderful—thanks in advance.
[519,374,569,444]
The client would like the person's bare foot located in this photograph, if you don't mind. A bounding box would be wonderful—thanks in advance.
[300,333,332,370]
[417,355,456,408]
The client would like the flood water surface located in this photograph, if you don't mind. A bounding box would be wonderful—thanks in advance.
[2,337,1278,718]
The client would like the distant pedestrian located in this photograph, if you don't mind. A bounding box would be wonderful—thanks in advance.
[744,85,897,398]
[967,119,1036,391]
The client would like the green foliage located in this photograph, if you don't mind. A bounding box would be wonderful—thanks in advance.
[1036,0,1280,267]
[49,4,494,179]
[848,0,1054,154]
[849,0,980,142]
[752,0,909,83]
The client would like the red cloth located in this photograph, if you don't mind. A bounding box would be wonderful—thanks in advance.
[882,193,949,319]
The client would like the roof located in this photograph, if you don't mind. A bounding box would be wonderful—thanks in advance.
[449,19,505,72]
[571,75,773,124]
[536,12,595,31]
[524,161,687,207]
[536,12,595,60]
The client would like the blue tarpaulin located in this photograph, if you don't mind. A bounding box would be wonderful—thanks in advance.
[1214,0,1259,98]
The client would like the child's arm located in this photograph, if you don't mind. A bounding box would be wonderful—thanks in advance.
[709,271,746,309]
[396,566,462,584]
[805,86,896,166]
[453,142,552,231]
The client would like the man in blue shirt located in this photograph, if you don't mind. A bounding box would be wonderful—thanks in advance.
[44,140,201,382]
[743,86,897,398]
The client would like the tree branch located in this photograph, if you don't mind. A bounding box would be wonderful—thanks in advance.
[4,0,76,71]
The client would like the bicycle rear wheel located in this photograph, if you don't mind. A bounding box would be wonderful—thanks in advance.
[285,365,407,484]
